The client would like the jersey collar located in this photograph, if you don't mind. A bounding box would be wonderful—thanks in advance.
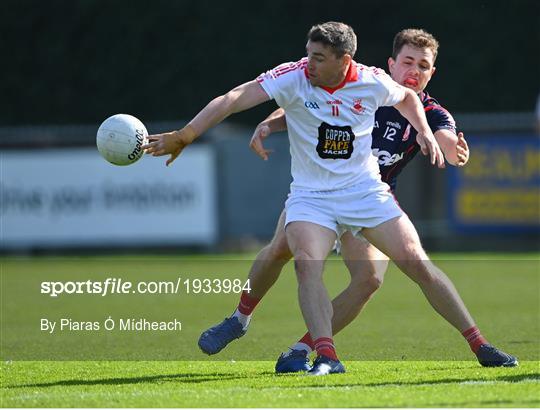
[305,62,358,94]
[419,90,430,102]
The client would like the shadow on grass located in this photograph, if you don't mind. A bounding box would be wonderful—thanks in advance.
[496,373,540,383]
[273,372,540,389]
[6,370,538,390]
[7,370,273,389]
[363,373,540,388]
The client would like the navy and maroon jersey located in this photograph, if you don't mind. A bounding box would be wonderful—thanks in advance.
[371,91,456,191]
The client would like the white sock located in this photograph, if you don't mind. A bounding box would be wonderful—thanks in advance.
[231,309,251,330]
[286,342,312,356]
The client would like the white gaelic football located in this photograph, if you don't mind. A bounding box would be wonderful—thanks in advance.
[96,114,147,166]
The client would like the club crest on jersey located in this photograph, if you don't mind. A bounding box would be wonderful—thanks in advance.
[316,122,355,159]
[350,98,365,115]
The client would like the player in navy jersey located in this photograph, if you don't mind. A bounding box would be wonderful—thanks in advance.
[374,92,457,192]
[195,28,517,371]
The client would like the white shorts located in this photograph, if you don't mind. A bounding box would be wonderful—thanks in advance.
[284,182,402,236]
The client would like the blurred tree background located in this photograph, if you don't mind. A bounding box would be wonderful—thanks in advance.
[2,0,539,126]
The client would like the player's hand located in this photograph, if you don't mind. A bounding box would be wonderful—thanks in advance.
[249,123,273,161]
[143,127,196,166]
[416,130,445,168]
[455,132,469,167]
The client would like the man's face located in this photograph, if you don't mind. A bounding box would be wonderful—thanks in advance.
[306,40,350,88]
[388,44,436,93]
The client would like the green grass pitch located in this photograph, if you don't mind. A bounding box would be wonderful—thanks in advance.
[1,253,539,407]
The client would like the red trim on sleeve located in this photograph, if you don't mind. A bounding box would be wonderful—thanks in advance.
[274,59,308,78]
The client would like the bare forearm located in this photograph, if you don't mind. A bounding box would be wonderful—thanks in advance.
[188,93,236,139]
[260,108,287,133]
[393,88,444,167]
[143,80,269,166]
[187,80,270,140]
[435,129,459,165]
[437,130,469,167]
[394,89,431,135]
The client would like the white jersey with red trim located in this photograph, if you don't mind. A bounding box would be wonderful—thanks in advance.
[257,57,405,191]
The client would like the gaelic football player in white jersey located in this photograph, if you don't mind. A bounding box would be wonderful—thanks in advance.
[239,29,515,373]
[144,22,515,375]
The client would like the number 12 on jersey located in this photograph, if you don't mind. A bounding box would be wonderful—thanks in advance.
[382,126,397,141]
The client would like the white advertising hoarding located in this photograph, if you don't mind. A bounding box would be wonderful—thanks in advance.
[1,147,217,248]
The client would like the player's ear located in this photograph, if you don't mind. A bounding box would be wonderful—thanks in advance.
[426,66,436,82]
[388,57,395,72]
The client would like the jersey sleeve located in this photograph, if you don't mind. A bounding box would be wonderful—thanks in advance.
[371,69,406,107]
[426,106,457,134]
[255,60,304,109]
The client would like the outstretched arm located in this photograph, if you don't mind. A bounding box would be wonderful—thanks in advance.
[435,130,469,167]
[143,80,270,166]
[393,88,444,168]
[249,108,287,160]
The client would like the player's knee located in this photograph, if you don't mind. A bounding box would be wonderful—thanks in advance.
[366,273,384,292]
[293,255,323,282]
[347,258,387,290]
[351,272,384,295]
[266,236,292,262]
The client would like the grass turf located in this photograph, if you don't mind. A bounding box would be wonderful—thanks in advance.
[2,361,539,407]
[1,253,539,407]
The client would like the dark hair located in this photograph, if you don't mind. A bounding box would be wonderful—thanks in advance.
[392,28,439,62]
[307,22,357,58]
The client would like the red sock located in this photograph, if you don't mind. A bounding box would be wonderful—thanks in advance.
[462,326,488,353]
[313,337,338,361]
[298,332,315,350]
[236,291,261,315]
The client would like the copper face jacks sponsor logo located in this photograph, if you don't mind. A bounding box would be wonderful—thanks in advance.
[316,122,355,159]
